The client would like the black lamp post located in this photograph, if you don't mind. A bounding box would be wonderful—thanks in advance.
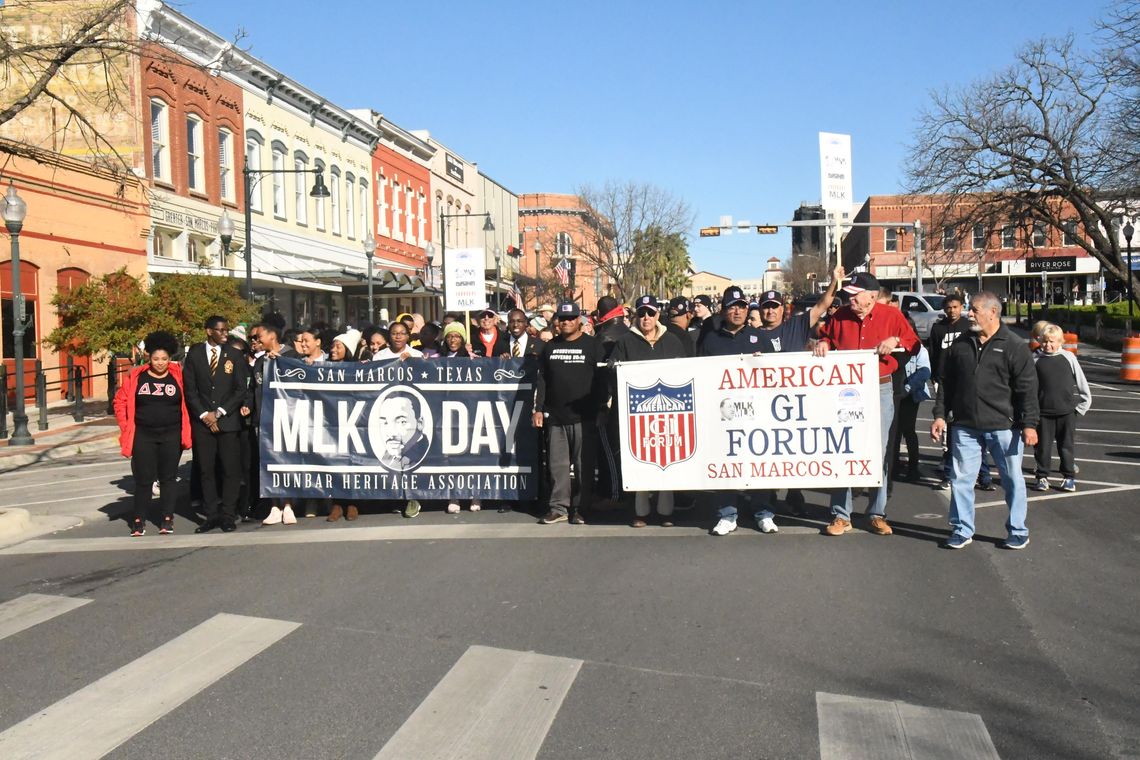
[493,245,502,311]
[437,209,494,305]
[363,233,376,325]
[533,239,542,305]
[3,182,33,446]
[240,167,330,303]
[1124,220,1135,333]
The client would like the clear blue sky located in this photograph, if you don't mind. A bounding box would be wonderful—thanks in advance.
[185,0,1104,279]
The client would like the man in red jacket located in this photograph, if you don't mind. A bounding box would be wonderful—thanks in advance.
[814,273,920,537]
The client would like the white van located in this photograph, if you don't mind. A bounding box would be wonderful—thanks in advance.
[892,292,949,340]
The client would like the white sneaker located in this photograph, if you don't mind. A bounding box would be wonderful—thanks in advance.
[152,482,161,498]
[262,506,283,525]
[758,517,779,534]
[1032,477,1050,492]
[711,517,737,536]
[446,501,461,514]
[282,505,297,525]
[470,500,482,512]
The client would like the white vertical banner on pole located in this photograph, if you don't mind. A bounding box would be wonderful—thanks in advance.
[819,132,852,212]
[444,247,489,312]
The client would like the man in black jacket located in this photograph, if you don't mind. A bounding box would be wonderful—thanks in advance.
[664,297,695,357]
[927,293,987,489]
[184,315,251,532]
[932,292,1039,550]
[593,295,630,506]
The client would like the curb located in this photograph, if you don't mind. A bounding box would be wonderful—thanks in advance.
[0,508,31,540]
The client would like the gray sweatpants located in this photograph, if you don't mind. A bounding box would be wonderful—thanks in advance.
[546,422,596,516]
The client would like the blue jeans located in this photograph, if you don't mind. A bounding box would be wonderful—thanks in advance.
[830,381,894,520]
[948,426,1028,540]
[716,491,774,522]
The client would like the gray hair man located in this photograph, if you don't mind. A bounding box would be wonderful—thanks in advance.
[931,292,1039,550]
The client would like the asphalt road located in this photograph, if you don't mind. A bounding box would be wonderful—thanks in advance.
[0,352,1137,759]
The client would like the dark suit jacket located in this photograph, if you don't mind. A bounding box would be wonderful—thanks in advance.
[183,341,251,433]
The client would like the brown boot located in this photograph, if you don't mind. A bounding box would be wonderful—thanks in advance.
[345,504,359,521]
[327,504,343,522]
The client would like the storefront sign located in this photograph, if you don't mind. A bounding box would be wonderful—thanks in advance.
[446,154,465,183]
[1026,256,1076,273]
[260,357,537,500]
[617,351,882,491]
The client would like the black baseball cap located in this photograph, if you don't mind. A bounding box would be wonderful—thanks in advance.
[721,286,748,309]
[668,296,691,316]
[759,290,783,307]
[693,294,713,309]
[841,272,881,295]
[634,295,659,314]
[555,301,581,319]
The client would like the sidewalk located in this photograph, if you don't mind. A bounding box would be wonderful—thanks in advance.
[0,399,120,474]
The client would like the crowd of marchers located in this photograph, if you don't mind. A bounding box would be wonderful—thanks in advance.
[112,269,1090,551]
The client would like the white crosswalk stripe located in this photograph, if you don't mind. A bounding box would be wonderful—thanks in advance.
[816,692,1000,760]
[373,645,582,760]
[0,594,91,642]
[0,612,300,760]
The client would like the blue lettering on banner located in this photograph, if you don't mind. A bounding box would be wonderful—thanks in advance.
[260,357,537,500]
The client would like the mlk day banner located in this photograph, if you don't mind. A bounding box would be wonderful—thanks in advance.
[260,356,538,500]
[616,350,882,491]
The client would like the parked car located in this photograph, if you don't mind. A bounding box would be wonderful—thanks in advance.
[893,292,948,340]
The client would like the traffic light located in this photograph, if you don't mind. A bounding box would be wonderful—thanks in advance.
[505,245,521,256]
[700,227,721,237]
[756,225,778,234]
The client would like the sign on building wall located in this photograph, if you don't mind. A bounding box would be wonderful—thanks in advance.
[445,154,465,183]
[444,247,489,312]
[819,132,853,212]
[1026,256,1077,273]
[617,351,882,491]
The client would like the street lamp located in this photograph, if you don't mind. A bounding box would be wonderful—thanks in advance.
[240,167,330,303]
[363,233,377,325]
[217,209,234,265]
[1124,220,1134,333]
[3,182,33,445]
[424,242,436,289]
[437,209,494,306]
[533,239,542,305]
[493,244,502,311]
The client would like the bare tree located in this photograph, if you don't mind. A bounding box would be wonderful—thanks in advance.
[904,36,1138,308]
[574,180,695,302]
[785,241,830,296]
[1,0,242,175]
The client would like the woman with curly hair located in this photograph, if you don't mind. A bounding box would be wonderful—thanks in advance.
[113,330,192,536]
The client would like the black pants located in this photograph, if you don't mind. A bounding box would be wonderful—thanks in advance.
[891,396,921,473]
[1035,413,1076,479]
[191,426,241,522]
[546,422,596,516]
[131,427,181,523]
[594,411,621,501]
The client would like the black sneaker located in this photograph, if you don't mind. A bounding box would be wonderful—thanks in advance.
[569,511,586,525]
[977,478,996,492]
[159,516,174,535]
[935,478,951,491]
[130,519,145,537]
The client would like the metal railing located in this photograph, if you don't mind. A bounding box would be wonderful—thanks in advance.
[1,355,134,439]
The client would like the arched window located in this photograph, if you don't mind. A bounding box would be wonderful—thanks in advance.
[270,140,287,218]
[359,179,368,243]
[185,113,204,191]
[245,130,264,213]
[218,128,234,202]
[345,172,356,239]
[314,159,327,230]
[556,232,573,259]
[150,99,170,181]
[330,166,341,235]
[294,150,309,225]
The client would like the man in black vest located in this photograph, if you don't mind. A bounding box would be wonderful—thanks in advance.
[184,315,251,533]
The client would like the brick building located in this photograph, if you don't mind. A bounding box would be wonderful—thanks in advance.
[518,193,612,311]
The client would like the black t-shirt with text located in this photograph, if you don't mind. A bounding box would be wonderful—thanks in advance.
[134,373,182,430]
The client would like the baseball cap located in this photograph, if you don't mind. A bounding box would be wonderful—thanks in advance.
[693,294,713,309]
[721,286,748,309]
[476,308,497,319]
[668,296,691,316]
[634,295,659,314]
[759,290,783,307]
[555,301,581,319]
[841,272,881,295]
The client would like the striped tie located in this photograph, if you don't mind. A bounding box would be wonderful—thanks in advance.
[209,347,218,373]
[512,339,521,358]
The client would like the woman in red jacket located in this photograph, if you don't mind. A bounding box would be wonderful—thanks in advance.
[113,331,193,536]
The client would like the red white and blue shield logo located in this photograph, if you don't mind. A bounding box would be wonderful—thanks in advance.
[627,380,696,469]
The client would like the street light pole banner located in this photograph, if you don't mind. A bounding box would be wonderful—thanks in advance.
[260,357,537,500]
[444,247,489,312]
[616,351,882,491]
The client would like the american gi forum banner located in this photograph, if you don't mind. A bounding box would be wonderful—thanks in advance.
[616,350,882,491]
[260,357,538,500]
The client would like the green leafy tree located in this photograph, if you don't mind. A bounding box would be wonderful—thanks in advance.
[631,226,691,296]
[44,269,257,358]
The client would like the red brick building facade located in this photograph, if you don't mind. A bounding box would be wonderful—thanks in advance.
[518,193,612,311]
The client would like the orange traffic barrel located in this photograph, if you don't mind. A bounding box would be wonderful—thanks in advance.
[1063,332,1079,355]
[1123,337,1140,383]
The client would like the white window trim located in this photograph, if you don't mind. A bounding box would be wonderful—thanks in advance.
[330,168,341,236]
[150,99,169,182]
[294,153,309,226]
[245,131,263,213]
[1002,225,1016,249]
[359,182,368,244]
[218,128,234,202]
[377,172,390,235]
[314,160,327,231]
[972,224,986,251]
[417,191,426,245]
[404,186,414,245]
[186,114,204,192]
[271,145,286,220]
[345,173,356,240]
[884,228,897,253]
[391,179,403,242]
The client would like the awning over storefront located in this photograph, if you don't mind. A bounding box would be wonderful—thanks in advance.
[148,260,343,292]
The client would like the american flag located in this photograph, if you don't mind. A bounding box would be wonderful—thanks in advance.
[510,279,522,308]
[554,257,571,286]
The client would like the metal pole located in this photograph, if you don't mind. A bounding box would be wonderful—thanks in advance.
[0,365,8,439]
[72,366,84,422]
[914,220,924,293]
[439,208,446,309]
[495,257,502,311]
[1129,241,1134,331]
[366,252,374,325]
[7,222,33,445]
[35,361,47,431]
[106,354,118,415]
[243,167,254,303]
